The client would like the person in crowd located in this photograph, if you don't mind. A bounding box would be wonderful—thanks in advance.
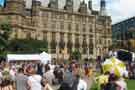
[103,74,119,90]
[0,63,13,90]
[37,63,43,76]
[15,68,28,90]
[63,62,73,86]
[27,65,42,90]
[71,62,87,90]
[84,63,90,77]
[58,62,87,90]
[96,72,110,90]
[10,66,17,81]
[132,64,135,79]
[43,64,55,85]
[104,73,127,90]
[115,77,127,90]
[42,77,53,90]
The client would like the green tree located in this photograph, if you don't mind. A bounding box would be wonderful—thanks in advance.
[0,22,12,53]
[71,48,81,60]
[8,39,48,53]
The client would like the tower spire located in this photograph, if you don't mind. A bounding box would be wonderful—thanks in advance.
[64,0,73,12]
[78,0,87,14]
[88,0,92,10]
[100,0,106,16]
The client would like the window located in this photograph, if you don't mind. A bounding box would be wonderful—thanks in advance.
[52,32,56,41]
[89,38,93,45]
[67,41,72,53]
[108,40,111,46]
[75,24,79,31]
[99,39,102,44]
[51,41,56,53]
[68,23,72,31]
[51,23,56,29]
[75,35,80,48]
[60,22,64,30]
[67,15,72,20]
[82,17,86,22]
[59,14,64,20]
[43,31,47,40]
[26,32,31,39]
[82,35,87,54]
[89,47,93,54]
[89,24,93,32]
[68,34,72,40]
[51,13,57,19]
[82,24,86,32]
[89,35,93,38]
[67,34,73,53]
[44,22,48,28]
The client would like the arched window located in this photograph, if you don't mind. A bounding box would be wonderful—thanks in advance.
[51,40,56,53]
[67,40,72,53]
[75,35,80,49]
[82,37,87,54]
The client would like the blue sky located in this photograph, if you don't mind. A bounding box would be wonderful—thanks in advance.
[0,0,5,7]
[105,0,135,24]
[86,0,135,24]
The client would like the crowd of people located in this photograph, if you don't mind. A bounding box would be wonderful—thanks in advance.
[0,59,94,90]
[0,53,134,90]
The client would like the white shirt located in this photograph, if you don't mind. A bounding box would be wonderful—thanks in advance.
[116,78,127,90]
[77,79,87,90]
[28,75,42,90]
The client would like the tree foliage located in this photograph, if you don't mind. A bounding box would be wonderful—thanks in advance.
[8,39,48,53]
[0,22,12,52]
[71,48,81,60]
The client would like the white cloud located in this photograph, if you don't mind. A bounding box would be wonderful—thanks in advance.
[85,0,135,24]
[107,0,135,24]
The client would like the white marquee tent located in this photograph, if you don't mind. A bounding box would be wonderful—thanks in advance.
[7,52,52,64]
[40,52,51,64]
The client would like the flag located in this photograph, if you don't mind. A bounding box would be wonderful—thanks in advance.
[0,0,5,7]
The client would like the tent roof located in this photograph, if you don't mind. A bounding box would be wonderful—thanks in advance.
[7,54,41,61]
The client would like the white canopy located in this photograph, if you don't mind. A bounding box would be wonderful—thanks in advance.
[7,52,52,64]
[7,54,41,61]
[40,52,51,64]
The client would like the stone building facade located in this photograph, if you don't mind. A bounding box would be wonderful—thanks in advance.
[0,0,112,60]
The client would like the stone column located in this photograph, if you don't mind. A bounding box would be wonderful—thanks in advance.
[47,32,51,53]
[72,33,75,50]
[56,33,60,60]
[79,35,83,53]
